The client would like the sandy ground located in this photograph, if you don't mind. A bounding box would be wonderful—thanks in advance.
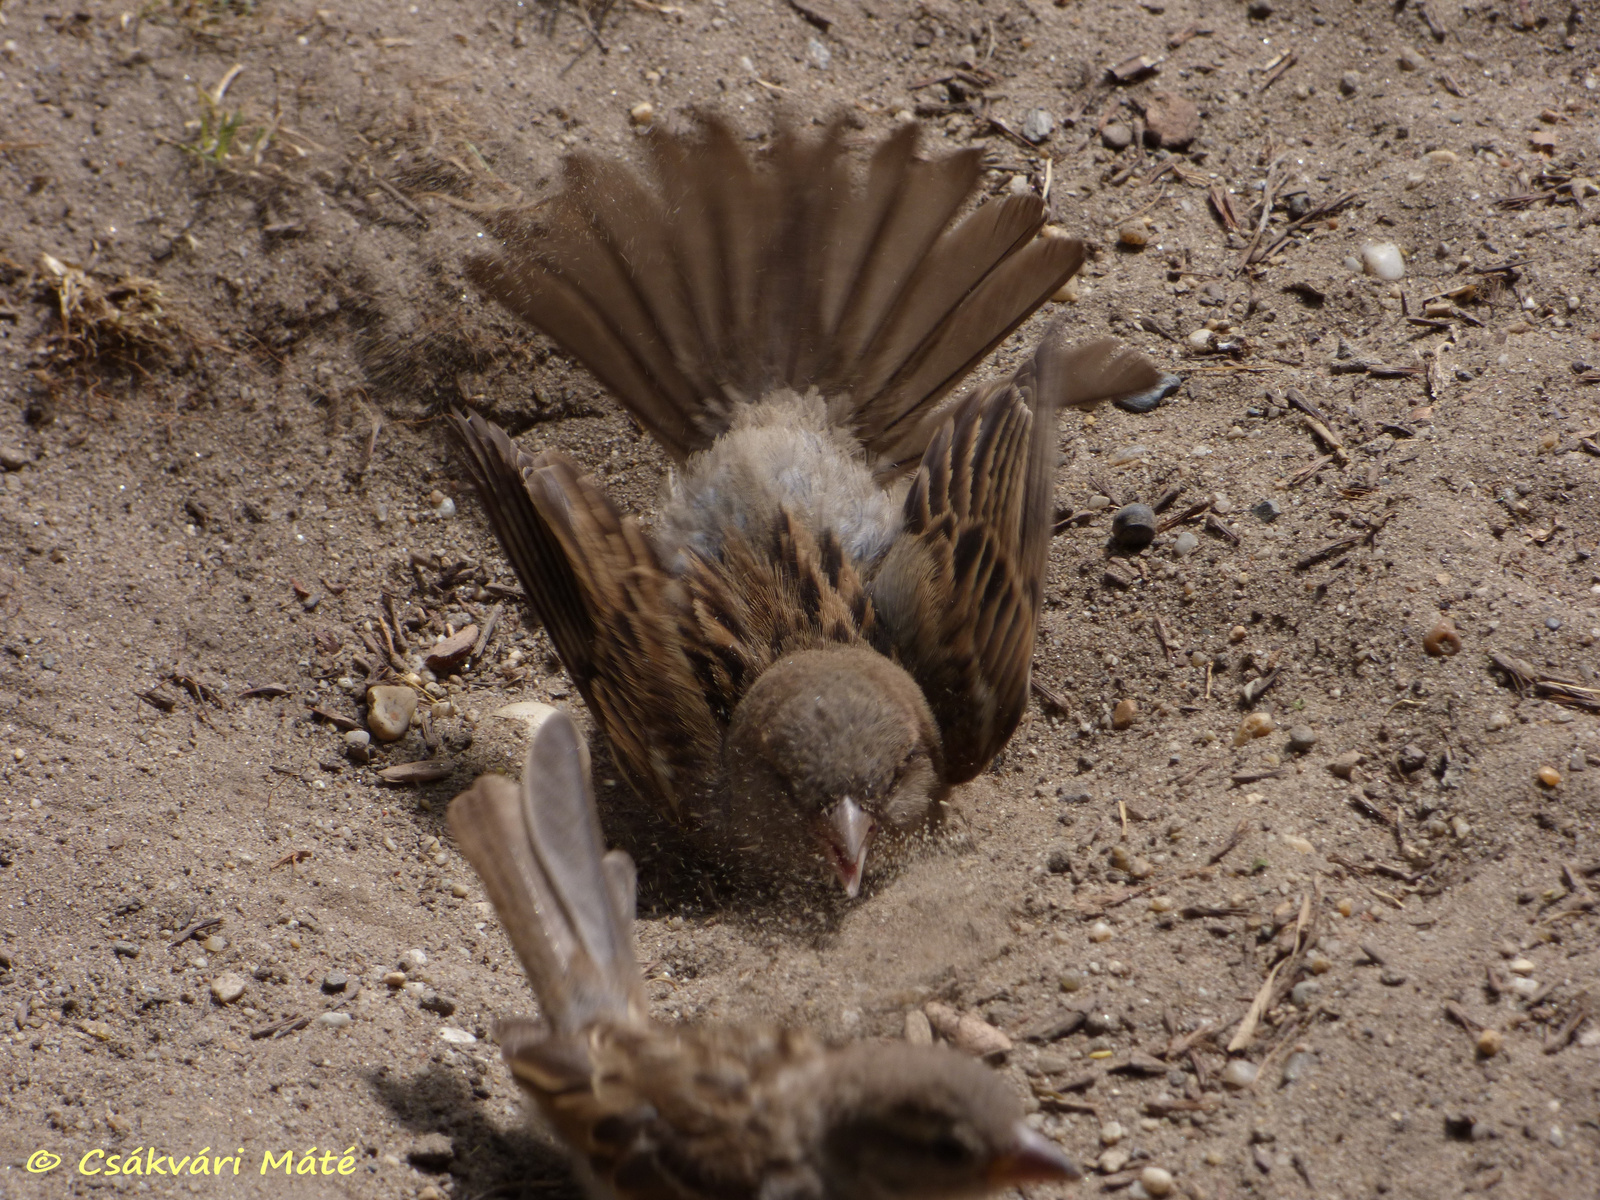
[1,0,1598,1197]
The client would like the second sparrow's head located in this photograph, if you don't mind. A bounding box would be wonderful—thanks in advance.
[724,646,945,896]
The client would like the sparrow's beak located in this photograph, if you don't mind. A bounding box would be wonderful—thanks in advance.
[987,1125,1083,1185]
[816,797,873,897]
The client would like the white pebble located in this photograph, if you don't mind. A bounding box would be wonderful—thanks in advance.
[1221,1058,1259,1089]
[1141,1166,1176,1197]
[1088,920,1114,943]
[438,1027,476,1045]
[1360,241,1406,281]
[1187,328,1214,351]
[1100,1120,1124,1145]
[316,1012,353,1029]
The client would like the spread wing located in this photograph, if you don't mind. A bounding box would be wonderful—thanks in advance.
[871,333,1178,781]
[451,410,721,819]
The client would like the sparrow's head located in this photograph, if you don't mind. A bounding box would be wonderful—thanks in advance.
[725,646,944,895]
[815,1042,1082,1199]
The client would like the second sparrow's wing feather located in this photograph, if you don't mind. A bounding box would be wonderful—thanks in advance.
[446,710,644,1032]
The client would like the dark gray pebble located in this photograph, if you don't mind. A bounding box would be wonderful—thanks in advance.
[1111,503,1157,550]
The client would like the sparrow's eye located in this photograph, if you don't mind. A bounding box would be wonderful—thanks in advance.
[929,1134,974,1166]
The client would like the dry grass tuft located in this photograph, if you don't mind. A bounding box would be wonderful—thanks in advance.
[36,253,195,376]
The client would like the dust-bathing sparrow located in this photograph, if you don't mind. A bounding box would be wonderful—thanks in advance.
[452,115,1177,894]
[448,706,1082,1198]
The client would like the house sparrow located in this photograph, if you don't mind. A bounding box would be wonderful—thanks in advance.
[447,705,1083,1198]
[453,115,1177,893]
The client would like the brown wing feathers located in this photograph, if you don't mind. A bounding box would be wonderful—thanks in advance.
[871,374,1043,782]
[449,412,719,816]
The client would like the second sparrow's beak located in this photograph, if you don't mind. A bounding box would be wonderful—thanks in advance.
[816,797,873,897]
[986,1125,1083,1185]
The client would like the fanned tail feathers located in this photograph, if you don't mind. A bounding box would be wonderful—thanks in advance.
[466,116,1087,471]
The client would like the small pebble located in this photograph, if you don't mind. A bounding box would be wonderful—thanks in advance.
[1508,957,1536,975]
[1020,107,1055,144]
[408,1134,456,1170]
[1172,530,1199,558]
[1101,122,1133,150]
[1118,224,1149,248]
[322,972,349,994]
[1536,766,1561,788]
[1281,1051,1314,1084]
[1545,616,1562,631]
[1142,90,1201,149]
[401,947,429,971]
[1338,71,1360,95]
[1287,725,1318,753]
[1423,618,1462,656]
[1059,971,1087,993]
[1187,328,1214,351]
[1100,1120,1125,1146]
[1220,1058,1259,1089]
[425,624,479,673]
[1360,241,1405,281]
[1233,712,1276,746]
[904,1009,933,1046]
[629,101,655,126]
[1571,751,1587,773]
[1112,698,1138,730]
[1099,1147,1131,1174]
[1088,920,1114,943]
[1397,744,1428,773]
[420,991,458,1017]
[1251,498,1282,522]
[923,1002,1012,1059]
[382,970,407,988]
[1111,503,1157,550]
[366,685,418,742]
[438,1027,477,1045]
[316,1011,353,1030]
[1141,1166,1175,1197]
[1229,625,1247,643]
[210,973,247,1004]
[1486,711,1512,731]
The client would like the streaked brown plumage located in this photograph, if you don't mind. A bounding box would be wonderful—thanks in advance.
[452,115,1177,893]
[448,706,1083,1199]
